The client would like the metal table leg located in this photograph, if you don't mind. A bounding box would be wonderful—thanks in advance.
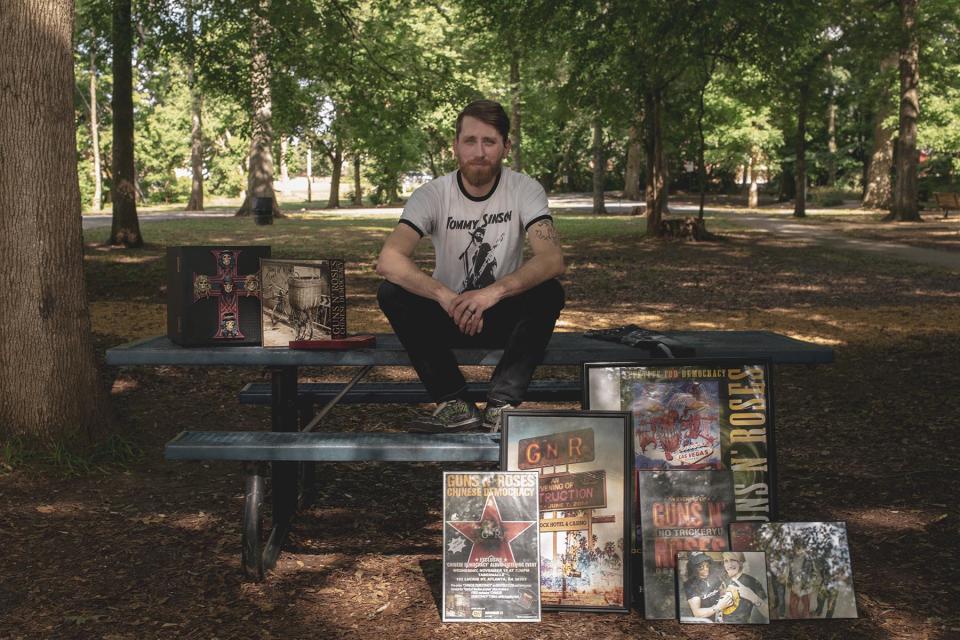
[263,365,298,572]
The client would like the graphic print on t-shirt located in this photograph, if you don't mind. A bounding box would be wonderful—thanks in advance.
[457,220,506,292]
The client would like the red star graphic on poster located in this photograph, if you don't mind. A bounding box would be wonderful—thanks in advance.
[447,494,536,565]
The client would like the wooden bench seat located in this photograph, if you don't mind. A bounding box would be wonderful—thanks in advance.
[934,192,960,218]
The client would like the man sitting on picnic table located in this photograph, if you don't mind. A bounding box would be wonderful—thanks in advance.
[376,99,565,433]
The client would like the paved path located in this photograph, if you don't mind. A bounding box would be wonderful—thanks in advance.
[81,212,235,230]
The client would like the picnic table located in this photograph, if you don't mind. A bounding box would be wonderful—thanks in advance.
[105,330,832,578]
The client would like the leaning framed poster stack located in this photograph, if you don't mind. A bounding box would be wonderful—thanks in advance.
[259,258,347,347]
[442,471,541,622]
[582,358,776,617]
[500,410,632,613]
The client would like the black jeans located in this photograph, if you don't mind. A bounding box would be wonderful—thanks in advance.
[377,279,565,405]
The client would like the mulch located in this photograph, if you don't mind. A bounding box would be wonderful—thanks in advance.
[2,217,959,639]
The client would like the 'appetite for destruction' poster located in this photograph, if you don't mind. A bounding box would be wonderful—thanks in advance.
[442,472,541,622]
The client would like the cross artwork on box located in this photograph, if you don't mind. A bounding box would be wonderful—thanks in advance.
[260,259,347,347]
[192,249,261,339]
[167,246,270,346]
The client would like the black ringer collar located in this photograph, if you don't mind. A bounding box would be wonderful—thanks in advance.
[457,169,502,202]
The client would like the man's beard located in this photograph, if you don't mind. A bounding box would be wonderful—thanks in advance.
[459,159,501,189]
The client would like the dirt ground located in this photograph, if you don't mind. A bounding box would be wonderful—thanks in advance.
[2,210,959,639]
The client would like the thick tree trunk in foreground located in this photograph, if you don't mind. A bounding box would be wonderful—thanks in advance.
[623,124,642,201]
[794,82,809,218]
[353,155,362,205]
[1,0,111,447]
[110,0,143,245]
[236,0,281,217]
[888,0,921,222]
[510,51,522,172]
[327,138,342,209]
[644,89,668,236]
[591,118,606,214]
[89,39,103,211]
[864,104,895,209]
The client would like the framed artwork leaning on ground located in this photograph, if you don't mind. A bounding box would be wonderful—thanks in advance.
[501,409,632,613]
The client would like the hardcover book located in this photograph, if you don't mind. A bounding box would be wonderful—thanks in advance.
[676,550,770,624]
[637,469,735,619]
[729,521,858,619]
[259,258,347,347]
[442,471,541,622]
[166,246,270,346]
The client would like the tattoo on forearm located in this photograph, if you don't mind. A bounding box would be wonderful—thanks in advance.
[532,220,560,245]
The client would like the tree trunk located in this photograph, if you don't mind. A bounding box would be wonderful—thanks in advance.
[827,54,838,186]
[591,117,606,214]
[353,154,362,205]
[327,137,342,209]
[794,81,809,218]
[110,0,142,246]
[863,55,898,209]
[888,0,921,222]
[1,0,111,447]
[644,89,668,236]
[510,50,522,172]
[236,0,280,217]
[306,146,312,202]
[185,0,203,211]
[748,149,759,209]
[279,136,289,183]
[623,124,642,200]
[89,37,103,211]
[697,81,707,219]
[186,71,204,211]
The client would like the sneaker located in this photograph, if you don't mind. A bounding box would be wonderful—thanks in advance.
[482,402,518,433]
[410,399,482,433]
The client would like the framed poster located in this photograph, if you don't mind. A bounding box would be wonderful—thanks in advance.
[501,410,632,613]
[442,471,541,622]
[729,521,858,619]
[582,359,777,522]
[637,469,735,619]
[259,258,346,347]
[676,550,771,624]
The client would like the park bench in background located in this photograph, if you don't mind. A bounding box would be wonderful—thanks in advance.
[933,192,960,218]
[106,330,833,580]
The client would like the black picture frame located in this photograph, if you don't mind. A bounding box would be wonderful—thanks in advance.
[582,358,777,617]
[500,409,632,613]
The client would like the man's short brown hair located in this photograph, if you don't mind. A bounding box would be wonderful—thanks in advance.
[456,99,510,143]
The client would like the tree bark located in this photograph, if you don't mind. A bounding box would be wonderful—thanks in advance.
[748,148,759,209]
[591,117,606,214]
[1,0,111,447]
[236,0,280,217]
[353,154,362,205]
[327,137,342,209]
[279,136,289,183]
[644,89,668,236]
[863,55,897,209]
[185,0,203,211]
[89,37,103,211]
[623,124,642,200]
[306,146,313,202]
[110,0,143,246]
[888,0,921,221]
[827,54,838,186]
[794,81,809,218]
[510,50,522,172]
